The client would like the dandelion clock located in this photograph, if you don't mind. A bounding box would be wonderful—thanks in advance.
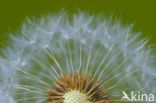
[0,11,155,103]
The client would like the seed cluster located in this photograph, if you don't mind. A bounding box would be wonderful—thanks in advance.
[48,72,111,103]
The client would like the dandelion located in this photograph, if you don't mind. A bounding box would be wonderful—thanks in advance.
[0,11,155,103]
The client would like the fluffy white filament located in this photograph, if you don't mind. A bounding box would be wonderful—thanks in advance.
[0,11,155,103]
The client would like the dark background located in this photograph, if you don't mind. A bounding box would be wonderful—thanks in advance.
[0,0,156,49]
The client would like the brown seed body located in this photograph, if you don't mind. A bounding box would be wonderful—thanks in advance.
[48,72,111,103]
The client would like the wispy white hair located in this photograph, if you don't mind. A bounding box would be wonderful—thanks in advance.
[0,83,15,103]
[0,11,155,103]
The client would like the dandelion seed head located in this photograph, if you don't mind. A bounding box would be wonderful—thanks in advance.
[0,11,155,103]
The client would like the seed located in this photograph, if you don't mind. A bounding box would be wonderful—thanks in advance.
[48,72,111,103]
